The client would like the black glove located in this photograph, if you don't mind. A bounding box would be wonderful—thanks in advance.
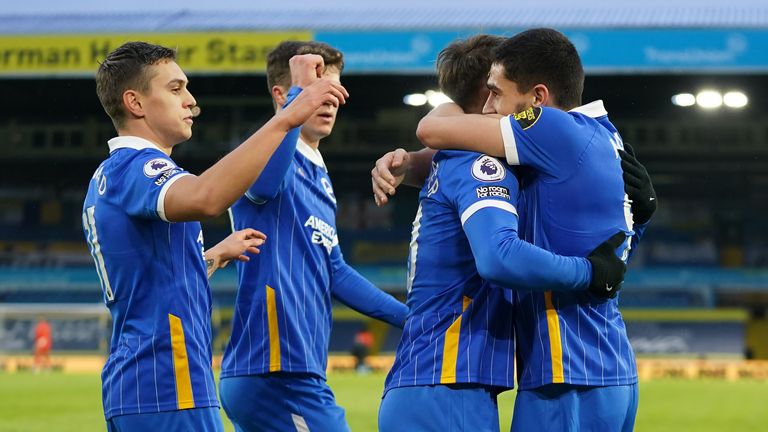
[587,231,627,299]
[619,142,656,225]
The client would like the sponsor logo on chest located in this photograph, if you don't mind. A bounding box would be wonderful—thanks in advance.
[304,215,338,254]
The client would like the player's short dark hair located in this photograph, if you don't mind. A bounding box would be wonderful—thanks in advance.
[437,34,504,112]
[95,41,176,130]
[494,28,584,109]
[266,41,344,90]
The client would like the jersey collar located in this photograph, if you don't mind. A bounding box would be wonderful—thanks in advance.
[108,136,163,153]
[296,138,328,172]
[569,100,608,118]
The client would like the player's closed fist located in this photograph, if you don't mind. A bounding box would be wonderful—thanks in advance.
[289,54,324,88]
[280,79,348,129]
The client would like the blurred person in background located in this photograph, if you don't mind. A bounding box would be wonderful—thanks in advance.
[83,41,346,432]
[32,316,52,373]
[350,327,374,374]
[218,41,407,432]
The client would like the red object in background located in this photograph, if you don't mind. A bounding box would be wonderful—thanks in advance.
[34,319,52,355]
[354,330,374,349]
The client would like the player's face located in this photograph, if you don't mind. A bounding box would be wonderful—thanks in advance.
[140,60,197,146]
[482,62,535,116]
[300,66,341,143]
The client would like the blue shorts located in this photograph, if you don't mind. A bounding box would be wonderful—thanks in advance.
[106,407,223,432]
[379,384,500,432]
[219,373,349,432]
[511,384,639,432]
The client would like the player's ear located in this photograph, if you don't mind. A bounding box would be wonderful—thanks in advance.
[271,85,289,108]
[122,89,145,119]
[531,84,550,108]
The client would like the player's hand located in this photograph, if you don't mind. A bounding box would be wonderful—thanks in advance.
[372,149,410,207]
[279,78,348,129]
[619,142,656,225]
[210,228,267,267]
[586,231,627,299]
[289,54,324,88]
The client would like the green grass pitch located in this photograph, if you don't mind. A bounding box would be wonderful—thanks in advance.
[1,372,766,431]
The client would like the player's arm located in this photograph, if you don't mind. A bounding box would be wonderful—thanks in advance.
[204,229,266,278]
[420,103,589,181]
[244,88,303,204]
[371,147,436,206]
[416,103,505,157]
[463,207,625,297]
[163,55,348,221]
[443,153,625,298]
[464,205,590,291]
[246,59,324,203]
[329,247,408,328]
[403,148,436,187]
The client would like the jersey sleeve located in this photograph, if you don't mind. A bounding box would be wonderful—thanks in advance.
[115,151,191,221]
[439,152,591,292]
[244,127,299,204]
[462,206,591,292]
[245,86,303,204]
[329,245,408,328]
[439,152,520,226]
[499,106,596,180]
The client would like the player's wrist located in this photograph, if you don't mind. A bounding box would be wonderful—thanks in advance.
[204,254,220,278]
[270,111,298,133]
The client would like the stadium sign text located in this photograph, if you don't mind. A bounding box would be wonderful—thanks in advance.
[0,32,312,76]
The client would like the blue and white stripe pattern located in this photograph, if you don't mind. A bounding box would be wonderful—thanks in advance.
[501,101,638,389]
[222,141,339,379]
[82,136,218,419]
[384,151,517,395]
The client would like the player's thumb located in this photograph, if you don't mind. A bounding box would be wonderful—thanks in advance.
[622,141,636,157]
[392,152,406,168]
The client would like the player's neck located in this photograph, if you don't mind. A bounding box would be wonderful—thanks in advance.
[299,131,321,150]
[118,124,174,156]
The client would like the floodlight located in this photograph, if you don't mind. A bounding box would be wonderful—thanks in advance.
[696,90,722,109]
[671,93,696,107]
[425,90,452,107]
[403,93,428,106]
[723,91,748,108]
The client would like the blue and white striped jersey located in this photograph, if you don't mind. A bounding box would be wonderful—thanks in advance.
[82,136,218,419]
[384,151,518,394]
[222,140,344,379]
[384,148,599,395]
[222,86,407,382]
[501,100,638,389]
